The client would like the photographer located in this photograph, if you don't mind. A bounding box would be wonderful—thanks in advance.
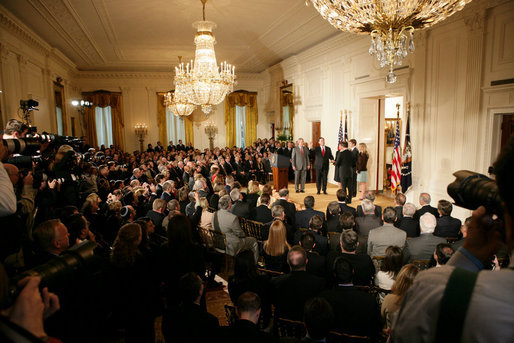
[4,163,38,234]
[391,136,514,342]
[0,135,16,218]
[2,119,28,139]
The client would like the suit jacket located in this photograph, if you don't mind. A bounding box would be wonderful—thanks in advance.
[310,146,334,171]
[434,215,462,238]
[305,251,326,278]
[264,218,294,243]
[219,162,233,176]
[319,286,381,338]
[367,223,407,257]
[350,147,359,169]
[291,146,310,170]
[271,271,326,320]
[355,214,382,237]
[357,204,383,218]
[326,202,356,221]
[403,233,447,262]
[294,229,328,256]
[160,191,174,203]
[253,205,273,224]
[272,199,296,228]
[212,209,248,256]
[295,208,325,230]
[162,302,219,343]
[145,210,166,233]
[221,319,277,343]
[325,252,375,286]
[335,149,353,178]
[398,216,420,238]
[325,216,342,233]
[394,206,404,226]
[414,205,439,221]
[230,200,251,219]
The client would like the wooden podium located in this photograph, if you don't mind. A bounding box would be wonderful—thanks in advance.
[270,153,290,191]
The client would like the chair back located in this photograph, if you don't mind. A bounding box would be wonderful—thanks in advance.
[211,229,227,254]
[197,226,214,249]
[241,218,268,241]
[275,318,306,338]
[372,255,385,272]
[411,259,432,270]
[327,330,372,343]
[327,232,341,251]
[224,304,237,327]
[257,267,285,277]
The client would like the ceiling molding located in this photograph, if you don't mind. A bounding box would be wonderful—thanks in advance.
[91,0,124,60]
[75,71,173,79]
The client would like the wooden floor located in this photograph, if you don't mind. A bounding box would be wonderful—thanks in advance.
[205,181,395,326]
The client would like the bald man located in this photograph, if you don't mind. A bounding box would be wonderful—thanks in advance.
[271,246,326,320]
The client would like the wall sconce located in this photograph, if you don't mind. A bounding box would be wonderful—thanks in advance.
[204,121,218,150]
[134,122,148,152]
[71,99,93,136]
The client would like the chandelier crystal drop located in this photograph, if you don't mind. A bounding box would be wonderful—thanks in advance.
[174,0,236,114]
[308,0,472,83]
[164,88,196,117]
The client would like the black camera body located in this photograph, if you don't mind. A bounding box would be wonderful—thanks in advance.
[19,99,39,112]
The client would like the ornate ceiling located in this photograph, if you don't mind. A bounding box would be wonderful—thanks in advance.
[1,0,343,73]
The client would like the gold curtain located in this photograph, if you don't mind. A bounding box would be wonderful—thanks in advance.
[280,92,294,137]
[156,93,167,145]
[83,91,124,150]
[185,116,194,147]
[225,91,258,147]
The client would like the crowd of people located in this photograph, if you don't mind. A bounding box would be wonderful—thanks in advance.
[0,117,512,343]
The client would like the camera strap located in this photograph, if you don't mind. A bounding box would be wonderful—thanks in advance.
[435,267,478,343]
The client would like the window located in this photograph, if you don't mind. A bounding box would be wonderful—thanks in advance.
[282,105,290,137]
[166,109,185,144]
[95,106,113,147]
[235,105,246,148]
[56,106,63,135]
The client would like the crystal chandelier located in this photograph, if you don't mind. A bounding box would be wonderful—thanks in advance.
[174,0,236,114]
[165,56,197,117]
[308,0,472,83]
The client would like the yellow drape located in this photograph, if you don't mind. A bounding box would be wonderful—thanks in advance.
[225,91,258,147]
[185,116,194,147]
[83,91,124,150]
[156,93,167,145]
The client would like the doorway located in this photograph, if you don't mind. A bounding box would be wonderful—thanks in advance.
[310,121,321,182]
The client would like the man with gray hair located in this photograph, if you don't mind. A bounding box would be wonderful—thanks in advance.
[355,199,382,237]
[398,202,420,237]
[229,188,251,219]
[292,138,310,193]
[272,188,296,228]
[414,192,439,221]
[160,180,175,203]
[367,207,406,258]
[356,191,382,218]
[264,204,294,243]
[403,213,447,263]
[212,195,258,261]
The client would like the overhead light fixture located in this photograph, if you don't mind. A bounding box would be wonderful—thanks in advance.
[308,0,472,83]
[165,57,197,117]
[174,0,236,114]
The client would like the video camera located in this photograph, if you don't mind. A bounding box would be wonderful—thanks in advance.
[19,99,39,112]
[2,134,84,156]
[3,241,96,308]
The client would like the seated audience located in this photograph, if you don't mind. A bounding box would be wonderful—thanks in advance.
[375,246,404,292]
[199,197,213,229]
[356,191,382,218]
[397,202,420,237]
[145,198,166,234]
[393,193,406,227]
[257,184,278,208]
[262,221,291,273]
[230,188,251,219]
[413,192,439,221]
[299,231,326,277]
[29,219,70,267]
[433,243,454,267]
[367,207,406,258]
[162,272,219,343]
[246,181,260,209]
[325,201,342,233]
[253,193,273,224]
[294,215,328,256]
[403,213,447,263]
[271,188,296,228]
[271,246,325,320]
[381,264,419,331]
[355,199,381,237]
[434,200,462,238]
[264,205,294,243]
[296,195,325,230]
[332,188,356,218]
[451,216,471,251]
[319,258,381,338]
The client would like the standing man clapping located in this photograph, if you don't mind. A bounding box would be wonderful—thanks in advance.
[292,138,310,193]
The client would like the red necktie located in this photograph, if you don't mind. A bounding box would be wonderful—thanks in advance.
[322,147,325,157]
[301,148,303,156]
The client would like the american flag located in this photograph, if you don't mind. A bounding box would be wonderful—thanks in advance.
[344,113,348,142]
[338,114,344,145]
[391,118,402,191]
[401,108,412,192]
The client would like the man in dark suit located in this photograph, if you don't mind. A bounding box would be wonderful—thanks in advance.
[299,231,326,277]
[253,193,273,224]
[349,139,359,198]
[271,246,326,320]
[218,157,233,176]
[434,200,462,238]
[295,195,324,230]
[394,193,406,227]
[335,141,354,203]
[398,203,420,237]
[293,215,328,256]
[403,213,447,262]
[221,292,276,343]
[160,181,175,203]
[325,201,342,233]
[356,191,383,218]
[327,189,356,220]
[326,230,375,287]
[162,272,219,343]
[145,198,167,234]
[229,188,251,219]
[264,205,295,243]
[271,188,296,228]
[355,199,382,237]
[167,140,175,152]
[176,139,186,151]
[309,137,334,194]
[319,258,381,339]
[414,192,439,221]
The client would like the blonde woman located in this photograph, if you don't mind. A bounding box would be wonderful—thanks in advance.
[247,180,260,208]
[356,143,369,200]
[381,264,419,331]
[257,184,278,209]
[262,221,291,273]
[198,197,213,229]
